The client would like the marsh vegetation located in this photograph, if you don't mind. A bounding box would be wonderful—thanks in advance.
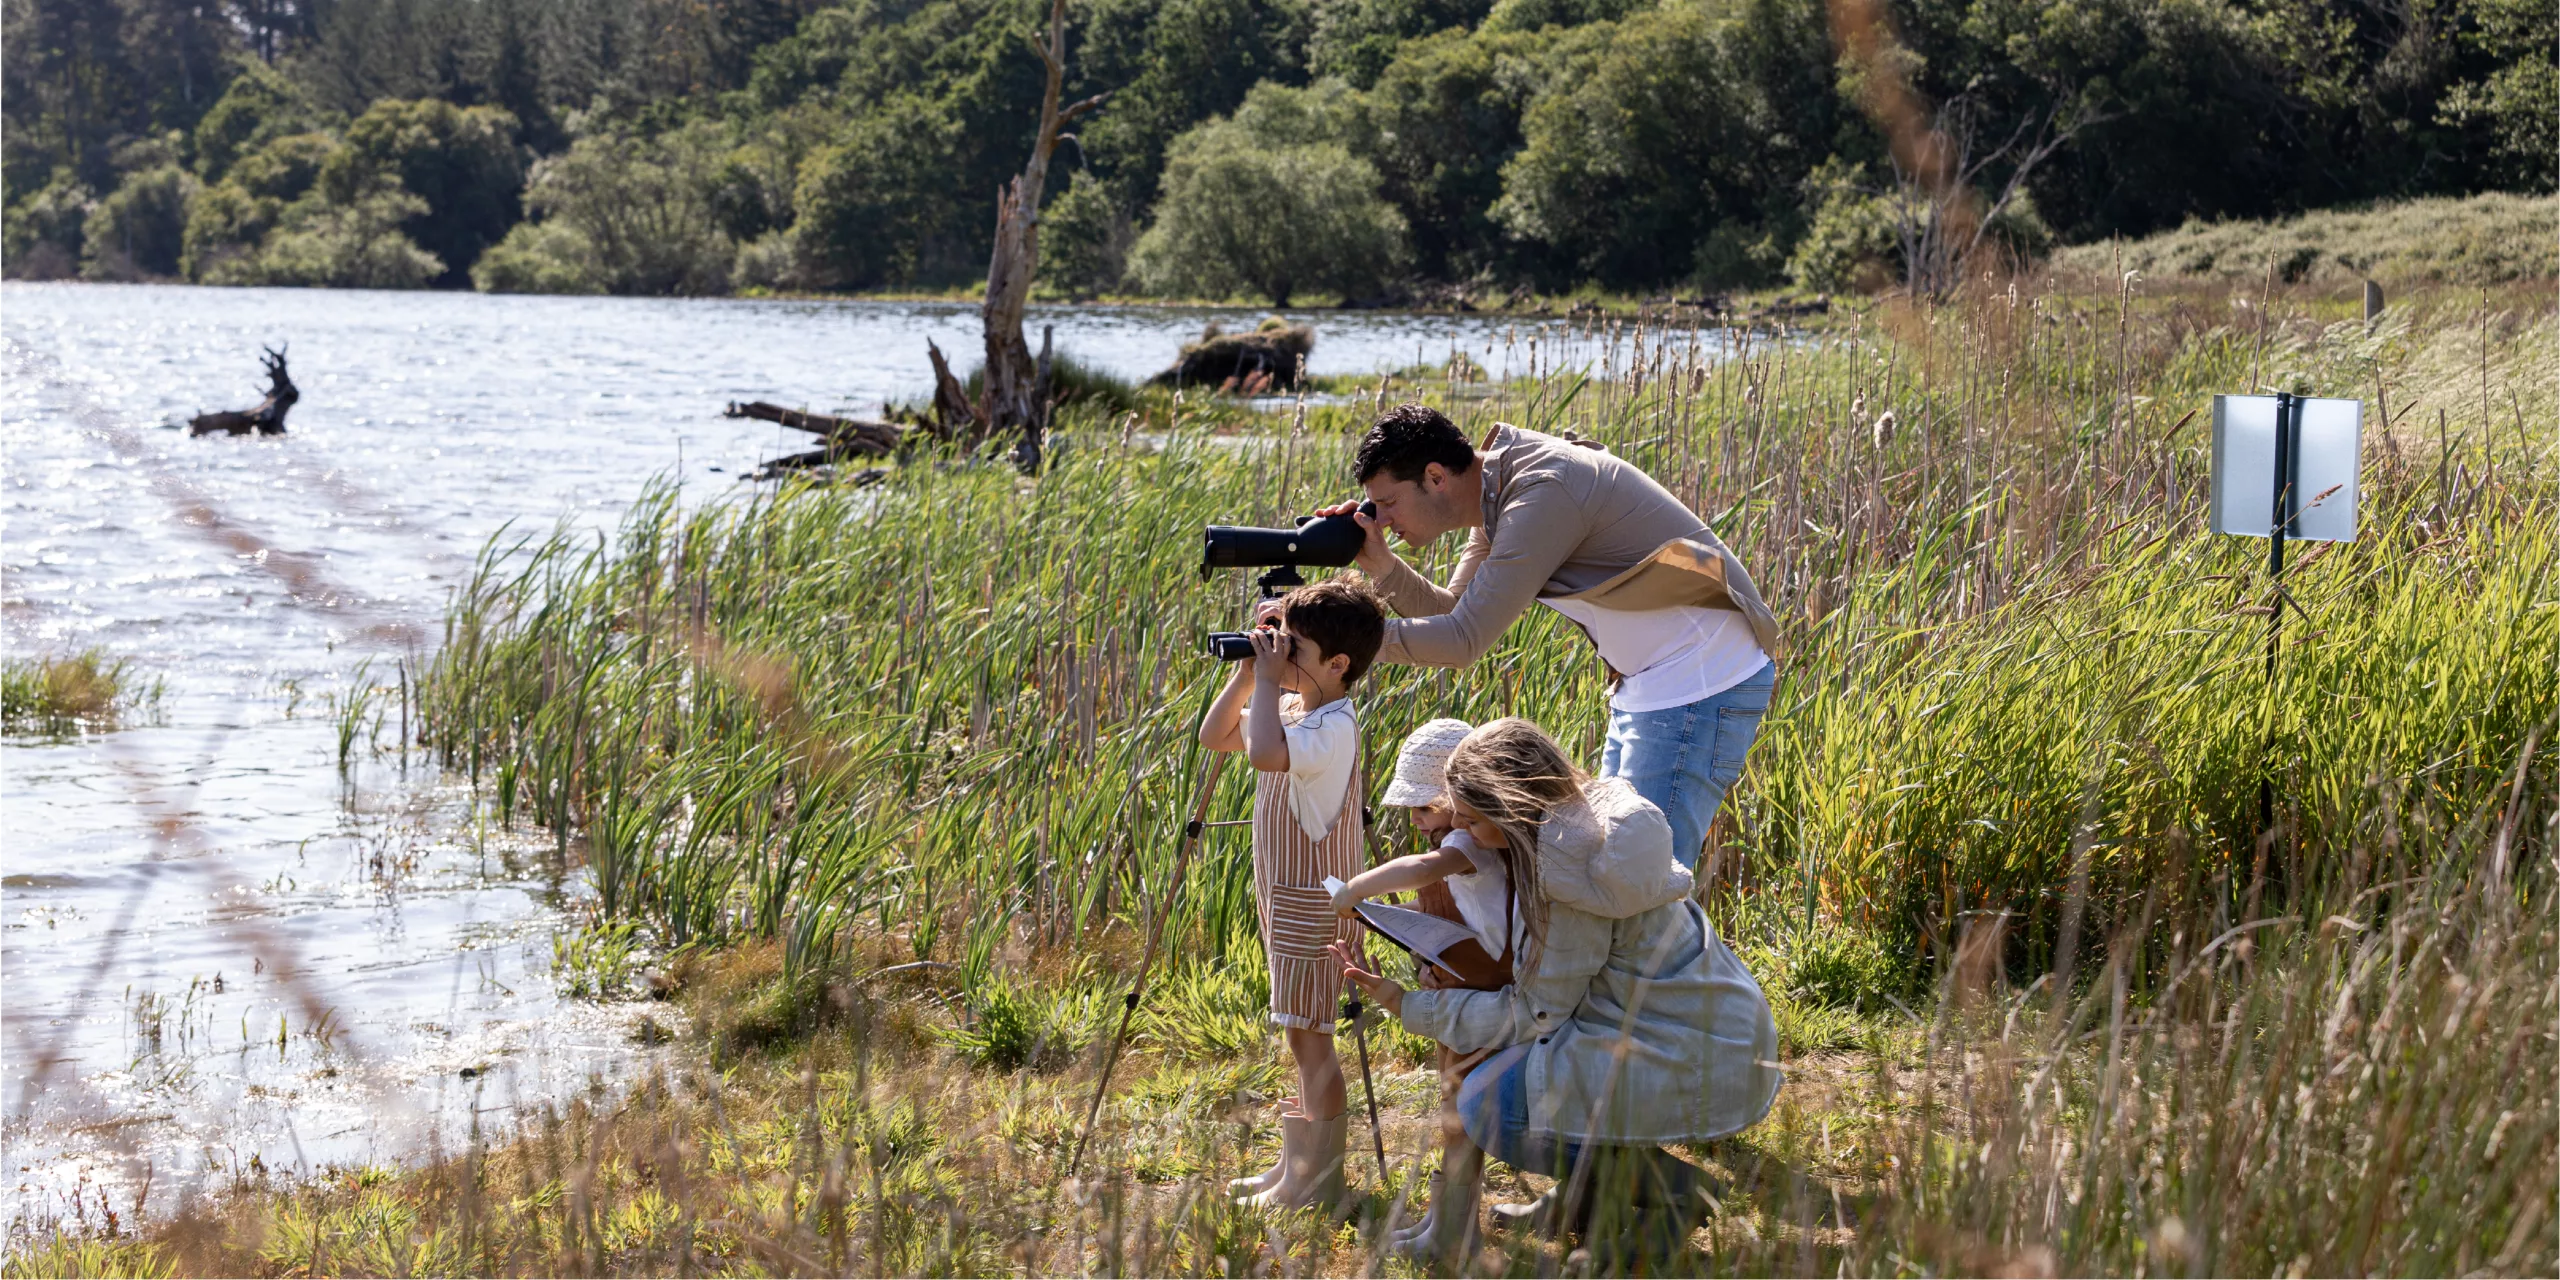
[10,266,2552,1276]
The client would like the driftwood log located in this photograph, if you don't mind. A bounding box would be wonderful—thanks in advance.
[1149,320,1313,392]
[725,401,914,481]
[190,346,298,436]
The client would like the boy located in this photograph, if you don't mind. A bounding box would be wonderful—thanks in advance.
[1198,575,1386,1211]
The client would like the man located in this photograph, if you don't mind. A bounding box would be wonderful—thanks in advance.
[1323,403,1782,873]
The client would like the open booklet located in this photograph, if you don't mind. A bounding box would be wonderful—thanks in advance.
[1324,877,1511,990]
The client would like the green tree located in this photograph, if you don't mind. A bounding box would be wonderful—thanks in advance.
[790,98,963,289]
[1492,0,1833,289]
[217,181,446,288]
[1041,169,1129,298]
[1129,84,1407,304]
[80,164,194,280]
[2,172,93,279]
[181,132,342,280]
[322,97,522,285]
[2439,0,2557,189]
[192,60,311,184]
[473,123,732,295]
[1073,0,1315,206]
[1357,27,1557,278]
[1309,0,1491,87]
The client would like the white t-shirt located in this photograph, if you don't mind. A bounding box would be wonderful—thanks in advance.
[1438,829,1515,957]
[1276,694,1359,841]
[1539,597,1768,713]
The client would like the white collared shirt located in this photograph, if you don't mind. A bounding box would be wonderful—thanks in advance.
[1276,693,1358,840]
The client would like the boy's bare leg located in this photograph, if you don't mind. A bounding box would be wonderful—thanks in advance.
[1287,1027,1346,1120]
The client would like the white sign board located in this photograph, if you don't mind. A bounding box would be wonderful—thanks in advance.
[2209,394,2361,543]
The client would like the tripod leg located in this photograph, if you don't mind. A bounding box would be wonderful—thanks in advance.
[1347,995,1389,1185]
[1068,751,1230,1176]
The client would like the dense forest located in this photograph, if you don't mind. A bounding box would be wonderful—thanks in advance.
[4,0,2551,300]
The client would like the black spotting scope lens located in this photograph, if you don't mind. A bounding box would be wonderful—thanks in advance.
[1201,501,1377,578]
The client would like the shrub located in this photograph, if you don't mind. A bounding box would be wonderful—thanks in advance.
[730,230,800,292]
[80,166,196,281]
[1041,171,1129,300]
[2,174,93,280]
[471,220,606,294]
[322,99,523,285]
[1783,927,1906,1013]
[478,126,731,296]
[1786,158,1897,293]
[213,183,444,289]
[941,975,1097,1072]
[1130,86,1408,305]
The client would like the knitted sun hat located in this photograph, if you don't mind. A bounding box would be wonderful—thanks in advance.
[1380,718,1475,808]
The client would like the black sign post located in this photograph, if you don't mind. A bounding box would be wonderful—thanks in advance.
[2210,391,2360,886]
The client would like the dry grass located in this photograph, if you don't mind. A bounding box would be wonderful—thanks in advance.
[2053,191,2560,289]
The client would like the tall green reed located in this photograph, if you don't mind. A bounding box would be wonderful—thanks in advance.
[418,274,2551,1000]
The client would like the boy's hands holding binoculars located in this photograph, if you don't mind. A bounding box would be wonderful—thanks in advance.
[1248,625,1294,684]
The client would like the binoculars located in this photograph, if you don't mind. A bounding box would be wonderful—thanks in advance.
[1201,501,1374,659]
[1205,629,1289,662]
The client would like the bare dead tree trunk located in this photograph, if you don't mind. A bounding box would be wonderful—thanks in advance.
[976,0,1106,473]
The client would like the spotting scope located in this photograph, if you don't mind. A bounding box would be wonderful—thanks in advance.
[1201,501,1376,657]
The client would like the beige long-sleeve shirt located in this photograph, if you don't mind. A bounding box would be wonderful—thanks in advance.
[1371,423,1784,668]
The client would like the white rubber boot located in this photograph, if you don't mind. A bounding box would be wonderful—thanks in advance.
[1226,1098,1298,1199]
[1391,1138,1481,1263]
[1387,1174,1442,1251]
[1486,1185,1559,1236]
[1247,1110,1346,1212]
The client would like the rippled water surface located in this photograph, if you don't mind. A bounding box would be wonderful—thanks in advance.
[0,283,1623,1230]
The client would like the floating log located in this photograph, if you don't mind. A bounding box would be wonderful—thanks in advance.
[190,346,298,437]
[722,401,908,456]
[1149,319,1313,391]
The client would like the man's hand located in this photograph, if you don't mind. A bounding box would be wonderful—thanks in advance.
[1248,625,1293,686]
[1250,597,1287,628]
[1331,941,1405,1017]
[1312,499,1396,576]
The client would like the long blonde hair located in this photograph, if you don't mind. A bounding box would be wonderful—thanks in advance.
[1442,717,1588,968]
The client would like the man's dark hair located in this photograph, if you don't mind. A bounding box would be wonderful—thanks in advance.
[1354,403,1475,484]
[1284,575,1387,686]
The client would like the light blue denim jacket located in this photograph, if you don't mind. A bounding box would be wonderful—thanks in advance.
[1397,779,1781,1144]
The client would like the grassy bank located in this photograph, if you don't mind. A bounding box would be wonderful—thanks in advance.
[2054,191,2559,290]
[11,270,2551,1276]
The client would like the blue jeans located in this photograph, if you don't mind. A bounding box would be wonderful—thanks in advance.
[1599,661,1776,870]
[1454,1044,1698,1203]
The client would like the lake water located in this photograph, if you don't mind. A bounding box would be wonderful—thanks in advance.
[0,283,1695,1232]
